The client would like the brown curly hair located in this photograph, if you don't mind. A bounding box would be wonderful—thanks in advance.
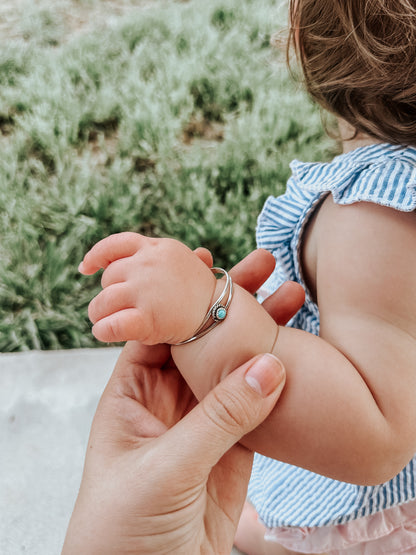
[288,0,416,147]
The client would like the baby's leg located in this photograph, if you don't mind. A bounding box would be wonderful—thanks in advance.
[234,502,309,555]
[235,502,330,555]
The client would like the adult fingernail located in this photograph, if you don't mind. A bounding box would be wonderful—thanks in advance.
[245,354,285,397]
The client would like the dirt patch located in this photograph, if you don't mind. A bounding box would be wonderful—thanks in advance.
[183,115,225,145]
[0,0,163,44]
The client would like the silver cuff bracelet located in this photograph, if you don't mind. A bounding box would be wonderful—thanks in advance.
[173,267,233,345]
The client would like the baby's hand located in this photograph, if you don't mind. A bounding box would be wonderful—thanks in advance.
[79,232,216,345]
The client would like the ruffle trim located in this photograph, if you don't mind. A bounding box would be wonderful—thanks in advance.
[265,499,416,554]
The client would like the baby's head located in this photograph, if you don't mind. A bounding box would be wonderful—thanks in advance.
[288,0,416,147]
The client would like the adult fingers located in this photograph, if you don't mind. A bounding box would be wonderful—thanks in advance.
[158,353,286,476]
[118,340,171,369]
[228,250,305,323]
[262,281,305,326]
[229,249,276,294]
[194,247,274,291]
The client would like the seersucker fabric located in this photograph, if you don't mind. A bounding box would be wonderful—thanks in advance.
[248,143,416,528]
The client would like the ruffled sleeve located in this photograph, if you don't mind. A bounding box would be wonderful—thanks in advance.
[330,159,416,210]
[256,167,317,251]
[297,144,416,211]
[256,168,319,299]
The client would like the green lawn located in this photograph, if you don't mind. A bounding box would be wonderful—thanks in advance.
[0,0,335,352]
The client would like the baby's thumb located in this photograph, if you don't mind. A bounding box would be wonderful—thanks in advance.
[170,354,286,474]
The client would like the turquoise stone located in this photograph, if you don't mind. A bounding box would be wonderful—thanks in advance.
[216,307,227,320]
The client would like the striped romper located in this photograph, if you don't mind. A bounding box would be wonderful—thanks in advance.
[248,143,416,553]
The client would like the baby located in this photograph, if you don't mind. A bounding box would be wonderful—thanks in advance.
[79,207,416,551]
[79,0,416,553]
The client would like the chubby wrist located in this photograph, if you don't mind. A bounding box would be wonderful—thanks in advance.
[172,281,279,399]
[173,271,231,346]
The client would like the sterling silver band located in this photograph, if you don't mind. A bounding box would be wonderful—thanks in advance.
[173,267,233,345]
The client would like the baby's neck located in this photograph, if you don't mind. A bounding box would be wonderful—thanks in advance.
[338,118,379,154]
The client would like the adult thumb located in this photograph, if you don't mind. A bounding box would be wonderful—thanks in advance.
[166,354,286,474]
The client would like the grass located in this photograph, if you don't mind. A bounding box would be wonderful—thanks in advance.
[0,0,336,352]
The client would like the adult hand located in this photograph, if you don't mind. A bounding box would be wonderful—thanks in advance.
[63,249,304,554]
[62,343,285,555]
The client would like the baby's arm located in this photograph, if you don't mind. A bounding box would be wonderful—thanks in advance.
[174,201,416,485]
[80,201,416,485]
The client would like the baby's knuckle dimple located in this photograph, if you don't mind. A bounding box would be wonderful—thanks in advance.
[161,237,184,256]
[132,306,156,344]
[106,317,120,342]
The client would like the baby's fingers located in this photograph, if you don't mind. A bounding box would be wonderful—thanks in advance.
[88,282,136,324]
[101,258,128,288]
[92,308,152,343]
[79,232,147,275]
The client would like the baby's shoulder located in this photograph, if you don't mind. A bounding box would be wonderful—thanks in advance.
[315,197,416,335]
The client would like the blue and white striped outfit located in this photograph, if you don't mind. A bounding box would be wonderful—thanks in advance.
[248,143,416,529]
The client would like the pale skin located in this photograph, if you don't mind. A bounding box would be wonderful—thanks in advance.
[79,129,416,554]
